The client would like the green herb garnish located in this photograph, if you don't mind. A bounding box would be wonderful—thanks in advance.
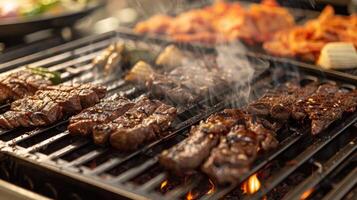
[27,67,62,85]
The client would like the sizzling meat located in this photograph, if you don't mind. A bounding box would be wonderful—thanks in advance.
[292,84,357,134]
[68,97,135,136]
[202,114,278,184]
[92,96,177,151]
[247,82,318,120]
[0,69,53,104]
[126,61,227,104]
[159,81,356,184]
[159,109,245,174]
[0,84,106,129]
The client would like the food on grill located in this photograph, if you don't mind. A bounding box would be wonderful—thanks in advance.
[125,61,228,104]
[134,0,294,44]
[92,96,177,151]
[317,42,357,70]
[159,109,246,174]
[159,80,357,183]
[0,68,60,104]
[155,45,186,70]
[247,82,318,120]
[68,97,135,136]
[0,84,106,129]
[202,116,278,184]
[93,42,158,75]
[292,83,357,135]
[264,6,357,62]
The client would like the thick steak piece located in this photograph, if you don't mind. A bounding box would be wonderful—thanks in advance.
[202,117,278,184]
[110,103,177,151]
[92,96,162,147]
[292,84,357,134]
[68,97,135,136]
[0,70,52,104]
[159,109,245,175]
[247,82,318,120]
[0,84,106,129]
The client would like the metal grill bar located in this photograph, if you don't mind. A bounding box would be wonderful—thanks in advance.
[323,167,357,200]
[26,131,70,153]
[48,52,99,72]
[47,139,90,160]
[0,32,116,73]
[282,138,357,200]
[138,173,166,192]
[86,158,124,176]
[112,158,159,183]
[65,149,107,167]
[165,176,203,200]
[6,121,68,145]
[244,112,357,200]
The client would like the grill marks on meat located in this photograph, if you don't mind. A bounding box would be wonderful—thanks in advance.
[126,62,228,104]
[159,109,246,174]
[92,96,177,151]
[292,84,357,134]
[202,115,278,184]
[0,84,106,129]
[247,82,318,120]
[159,81,357,184]
[0,70,52,104]
[68,97,135,136]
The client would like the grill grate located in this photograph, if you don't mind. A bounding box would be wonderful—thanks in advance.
[0,32,356,200]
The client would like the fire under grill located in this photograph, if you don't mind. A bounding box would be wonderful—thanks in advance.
[0,32,356,200]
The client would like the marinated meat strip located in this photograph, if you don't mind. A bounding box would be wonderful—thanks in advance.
[92,96,161,146]
[159,109,245,175]
[0,70,52,104]
[292,84,357,134]
[92,96,177,151]
[202,114,278,184]
[125,61,227,104]
[110,103,177,151]
[247,82,318,120]
[0,84,106,129]
[68,97,135,136]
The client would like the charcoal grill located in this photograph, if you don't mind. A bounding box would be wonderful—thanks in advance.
[0,31,356,200]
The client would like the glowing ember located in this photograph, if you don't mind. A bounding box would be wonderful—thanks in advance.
[300,188,314,200]
[241,174,261,195]
[186,191,197,200]
[206,179,216,195]
[160,180,168,190]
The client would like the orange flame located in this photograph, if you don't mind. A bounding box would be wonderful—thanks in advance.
[206,179,216,195]
[300,188,314,200]
[186,191,197,200]
[160,180,168,190]
[241,174,261,195]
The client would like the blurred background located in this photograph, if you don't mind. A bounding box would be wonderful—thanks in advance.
[0,0,355,63]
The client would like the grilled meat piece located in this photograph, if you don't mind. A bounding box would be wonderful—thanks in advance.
[247,82,318,120]
[159,109,245,174]
[0,84,106,129]
[202,115,278,184]
[92,96,176,151]
[292,84,357,134]
[68,97,135,136]
[92,96,161,146]
[0,70,53,104]
[110,103,177,151]
[125,61,227,104]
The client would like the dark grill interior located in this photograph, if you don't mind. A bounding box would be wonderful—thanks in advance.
[0,31,355,200]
